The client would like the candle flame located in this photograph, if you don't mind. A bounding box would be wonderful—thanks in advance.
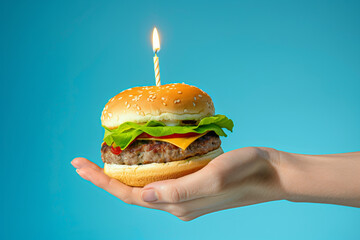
[152,27,160,53]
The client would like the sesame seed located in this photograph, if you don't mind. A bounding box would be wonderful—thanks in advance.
[129,95,133,97]
[108,113,112,117]
[178,91,182,94]
[194,97,197,101]
[118,97,122,100]
[193,102,196,107]
[174,99,181,104]
[127,104,130,108]
[163,102,167,106]
[138,94,142,98]
[110,98,114,102]
[138,90,143,93]
[161,97,165,101]
[184,109,188,112]
[198,94,203,98]
[149,91,155,94]
[137,106,141,110]
[132,96,139,101]
[140,112,145,116]
[125,101,128,105]
[103,110,107,114]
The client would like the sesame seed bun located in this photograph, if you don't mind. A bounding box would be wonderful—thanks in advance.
[101,83,215,129]
[104,147,223,187]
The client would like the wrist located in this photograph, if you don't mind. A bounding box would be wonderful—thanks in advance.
[274,150,304,202]
[253,147,289,201]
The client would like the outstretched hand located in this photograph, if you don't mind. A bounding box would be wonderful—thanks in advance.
[71,147,283,221]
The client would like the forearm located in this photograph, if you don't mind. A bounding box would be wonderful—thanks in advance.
[276,150,360,207]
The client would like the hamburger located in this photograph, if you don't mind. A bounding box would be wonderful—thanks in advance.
[101,83,233,187]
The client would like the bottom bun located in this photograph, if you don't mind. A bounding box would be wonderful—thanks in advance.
[104,147,223,187]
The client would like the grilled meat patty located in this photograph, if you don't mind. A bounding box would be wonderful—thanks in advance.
[101,132,221,165]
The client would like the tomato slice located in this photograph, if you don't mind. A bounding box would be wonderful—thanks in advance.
[111,145,122,155]
[137,132,201,139]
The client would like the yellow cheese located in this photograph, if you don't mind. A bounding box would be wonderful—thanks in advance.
[137,132,207,150]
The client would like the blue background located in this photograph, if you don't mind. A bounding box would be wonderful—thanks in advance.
[1,0,360,239]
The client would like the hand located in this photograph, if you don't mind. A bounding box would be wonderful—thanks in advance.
[71,147,284,221]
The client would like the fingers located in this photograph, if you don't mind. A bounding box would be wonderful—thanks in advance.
[140,162,224,204]
[146,191,233,221]
[71,158,136,204]
[79,169,135,204]
[71,158,168,209]
[71,157,102,172]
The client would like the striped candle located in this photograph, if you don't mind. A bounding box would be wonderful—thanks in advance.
[153,53,160,86]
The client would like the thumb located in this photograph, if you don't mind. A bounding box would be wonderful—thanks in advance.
[140,163,222,203]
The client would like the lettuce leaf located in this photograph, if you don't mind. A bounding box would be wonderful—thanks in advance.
[103,114,234,150]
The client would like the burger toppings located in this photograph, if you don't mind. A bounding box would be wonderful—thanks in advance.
[103,114,233,150]
[136,132,207,150]
[109,132,207,154]
[101,132,221,165]
[110,145,122,155]
[137,132,202,139]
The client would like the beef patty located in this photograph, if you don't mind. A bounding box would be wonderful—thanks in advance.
[101,132,221,165]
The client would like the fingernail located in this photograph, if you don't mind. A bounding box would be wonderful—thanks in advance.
[71,159,80,168]
[142,189,158,202]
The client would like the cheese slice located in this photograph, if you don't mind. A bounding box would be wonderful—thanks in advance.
[137,132,207,150]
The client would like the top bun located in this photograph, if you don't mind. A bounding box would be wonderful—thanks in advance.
[101,83,215,129]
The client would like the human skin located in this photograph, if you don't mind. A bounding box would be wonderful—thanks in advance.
[71,147,360,221]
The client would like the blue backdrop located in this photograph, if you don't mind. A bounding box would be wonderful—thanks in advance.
[1,0,359,239]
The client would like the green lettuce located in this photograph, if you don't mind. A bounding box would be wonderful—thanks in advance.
[103,114,234,150]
